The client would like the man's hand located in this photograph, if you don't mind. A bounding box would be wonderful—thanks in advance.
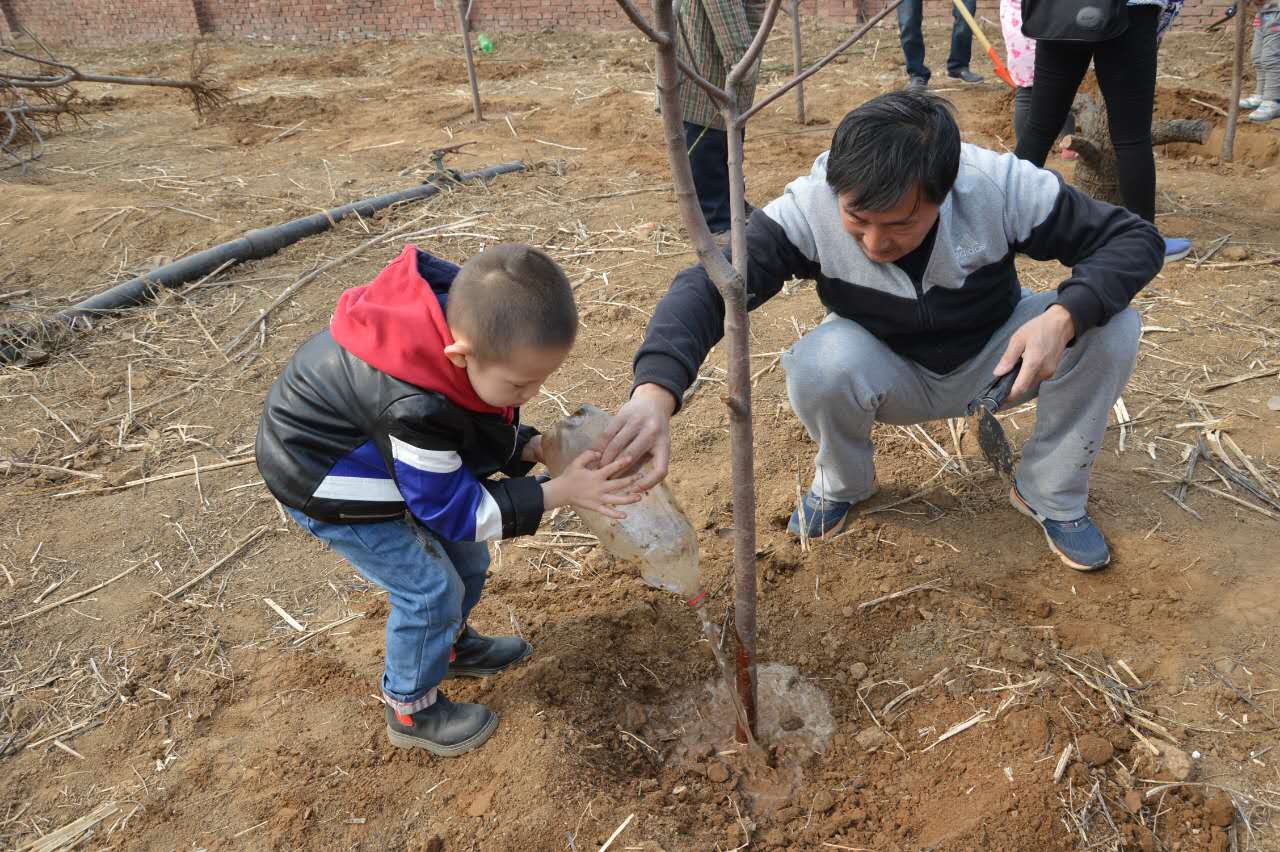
[994,305,1076,402]
[597,383,677,492]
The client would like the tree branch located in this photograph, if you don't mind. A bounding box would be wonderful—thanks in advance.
[615,0,671,46]
[727,0,783,90]
[1152,118,1210,146]
[617,0,731,105]
[740,0,902,123]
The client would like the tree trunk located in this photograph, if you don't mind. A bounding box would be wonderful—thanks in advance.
[616,0,902,745]
[1064,94,1209,206]
[456,0,483,121]
[790,0,805,124]
[1222,2,1248,162]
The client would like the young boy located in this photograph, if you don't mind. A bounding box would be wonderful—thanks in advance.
[256,243,639,757]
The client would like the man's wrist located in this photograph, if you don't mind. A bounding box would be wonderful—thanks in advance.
[1046,304,1076,341]
[633,383,678,417]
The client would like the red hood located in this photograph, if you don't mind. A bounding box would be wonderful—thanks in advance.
[329,244,512,420]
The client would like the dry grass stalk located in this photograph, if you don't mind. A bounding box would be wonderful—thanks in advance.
[5,555,154,628]
[858,578,947,611]
[164,525,271,602]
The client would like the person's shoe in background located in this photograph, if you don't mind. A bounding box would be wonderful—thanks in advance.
[1163,237,1192,264]
[1248,101,1280,122]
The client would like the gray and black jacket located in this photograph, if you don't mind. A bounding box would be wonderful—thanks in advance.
[633,144,1163,408]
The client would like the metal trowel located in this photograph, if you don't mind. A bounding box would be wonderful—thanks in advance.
[966,361,1021,479]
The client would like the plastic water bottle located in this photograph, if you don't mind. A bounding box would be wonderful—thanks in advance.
[542,405,701,603]
[476,33,494,53]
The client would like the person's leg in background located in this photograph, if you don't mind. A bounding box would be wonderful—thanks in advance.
[947,0,983,82]
[1013,85,1033,143]
[1013,40,1092,168]
[1242,11,1267,109]
[1092,5,1191,259]
[1092,5,1158,223]
[684,121,733,233]
[1249,10,1280,121]
[898,0,931,88]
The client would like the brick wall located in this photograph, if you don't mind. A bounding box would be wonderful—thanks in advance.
[0,0,1237,47]
[190,0,628,42]
[2,0,199,46]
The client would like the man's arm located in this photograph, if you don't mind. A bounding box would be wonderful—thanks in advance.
[997,153,1163,399]
[604,207,820,487]
[1003,156,1163,335]
[631,209,820,411]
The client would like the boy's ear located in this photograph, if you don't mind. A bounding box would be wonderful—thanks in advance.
[443,339,470,369]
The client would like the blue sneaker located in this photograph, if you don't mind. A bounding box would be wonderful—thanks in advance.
[1163,237,1192,264]
[1010,486,1110,571]
[788,490,852,539]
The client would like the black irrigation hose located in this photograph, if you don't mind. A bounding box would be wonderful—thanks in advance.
[0,161,526,365]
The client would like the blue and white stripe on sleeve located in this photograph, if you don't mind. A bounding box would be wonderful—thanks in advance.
[314,439,403,502]
[389,435,503,541]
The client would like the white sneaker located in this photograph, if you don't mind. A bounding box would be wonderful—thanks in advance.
[1248,101,1280,122]
[1240,94,1264,109]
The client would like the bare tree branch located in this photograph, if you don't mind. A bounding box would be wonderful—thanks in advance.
[740,0,901,123]
[624,0,731,105]
[615,0,672,46]
[0,44,227,115]
[727,0,783,89]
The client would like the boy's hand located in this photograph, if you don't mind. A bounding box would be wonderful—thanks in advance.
[522,434,545,465]
[542,450,643,520]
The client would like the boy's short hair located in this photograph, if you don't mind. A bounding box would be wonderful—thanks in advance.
[447,244,578,362]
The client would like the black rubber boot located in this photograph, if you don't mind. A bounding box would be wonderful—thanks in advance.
[447,624,533,678]
[385,693,498,757]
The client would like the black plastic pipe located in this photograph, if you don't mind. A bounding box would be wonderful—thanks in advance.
[0,161,525,365]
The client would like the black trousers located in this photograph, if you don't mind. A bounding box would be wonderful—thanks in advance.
[684,121,743,234]
[897,0,976,82]
[1013,5,1159,222]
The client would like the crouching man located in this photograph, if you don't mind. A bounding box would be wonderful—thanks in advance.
[601,91,1161,571]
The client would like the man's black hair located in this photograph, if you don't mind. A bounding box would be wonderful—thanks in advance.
[448,244,578,362]
[825,91,962,212]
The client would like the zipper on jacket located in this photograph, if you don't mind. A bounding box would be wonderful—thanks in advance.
[911,279,933,331]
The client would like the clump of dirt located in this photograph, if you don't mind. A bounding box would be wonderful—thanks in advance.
[392,55,545,85]
[212,94,343,145]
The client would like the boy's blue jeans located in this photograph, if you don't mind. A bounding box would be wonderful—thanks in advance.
[286,507,489,715]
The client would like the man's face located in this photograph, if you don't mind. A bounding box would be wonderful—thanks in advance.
[837,183,941,264]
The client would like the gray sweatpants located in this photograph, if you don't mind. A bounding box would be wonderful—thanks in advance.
[782,290,1141,521]
[1252,9,1280,101]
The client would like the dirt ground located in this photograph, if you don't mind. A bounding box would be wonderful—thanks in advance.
[3,17,1280,852]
